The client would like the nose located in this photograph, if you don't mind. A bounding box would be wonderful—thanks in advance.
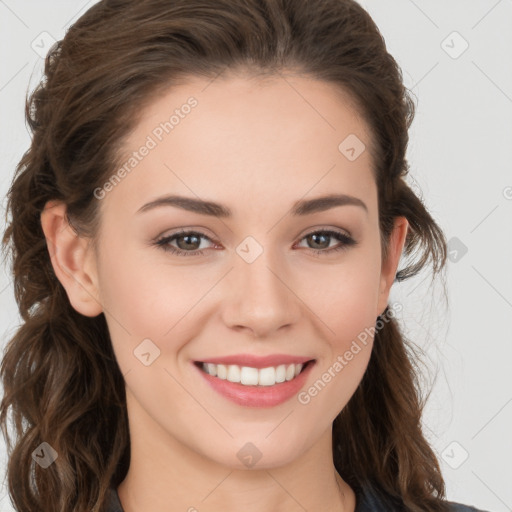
[221,249,302,339]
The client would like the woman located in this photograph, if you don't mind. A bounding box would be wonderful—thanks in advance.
[0,0,490,511]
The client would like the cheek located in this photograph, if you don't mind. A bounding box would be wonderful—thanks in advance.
[95,238,219,370]
[307,243,382,341]
[303,241,381,399]
[297,265,379,419]
[327,266,381,344]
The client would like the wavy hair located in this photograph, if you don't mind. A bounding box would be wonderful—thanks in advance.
[1,0,449,510]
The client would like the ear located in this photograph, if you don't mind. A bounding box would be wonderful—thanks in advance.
[376,216,409,317]
[40,200,103,317]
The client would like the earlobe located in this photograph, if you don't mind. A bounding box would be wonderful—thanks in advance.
[377,216,409,317]
[40,200,103,317]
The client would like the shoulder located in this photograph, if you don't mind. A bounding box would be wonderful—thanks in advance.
[445,500,492,512]
[355,484,492,512]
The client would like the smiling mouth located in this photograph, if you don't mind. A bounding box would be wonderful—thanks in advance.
[194,360,315,387]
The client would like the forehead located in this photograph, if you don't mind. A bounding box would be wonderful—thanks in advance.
[105,72,376,218]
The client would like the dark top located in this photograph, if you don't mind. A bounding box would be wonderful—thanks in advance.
[104,484,491,511]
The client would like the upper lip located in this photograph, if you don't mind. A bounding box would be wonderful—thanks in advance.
[196,354,315,369]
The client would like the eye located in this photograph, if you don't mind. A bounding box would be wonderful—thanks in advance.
[154,230,216,256]
[153,228,357,257]
[294,229,357,256]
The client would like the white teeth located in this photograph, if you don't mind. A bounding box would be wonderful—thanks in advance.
[216,364,227,379]
[241,366,259,385]
[275,364,286,383]
[201,362,305,386]
[226,365,241,383]
[206,363,217,376]
[258,367,275,386]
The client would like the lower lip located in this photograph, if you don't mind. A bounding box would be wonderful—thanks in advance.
[193,361,315,408]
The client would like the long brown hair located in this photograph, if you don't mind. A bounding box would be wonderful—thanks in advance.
[1,1,449,510]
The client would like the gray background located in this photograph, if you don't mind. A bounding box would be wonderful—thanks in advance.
[0,1,511,511]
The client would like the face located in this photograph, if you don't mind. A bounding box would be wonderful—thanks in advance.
[58,72,406,471]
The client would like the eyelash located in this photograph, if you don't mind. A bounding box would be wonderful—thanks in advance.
[154,229,357,257]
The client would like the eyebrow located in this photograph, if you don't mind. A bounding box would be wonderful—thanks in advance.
[136,193,368,217]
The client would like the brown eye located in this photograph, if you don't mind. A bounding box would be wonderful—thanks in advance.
[296,230,356,255]
[155,230,214,256]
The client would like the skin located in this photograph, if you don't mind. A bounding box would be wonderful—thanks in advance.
[41,72,408,512]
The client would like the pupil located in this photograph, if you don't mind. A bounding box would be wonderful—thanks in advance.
[178,234,199,250]
[309,233,329,249]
